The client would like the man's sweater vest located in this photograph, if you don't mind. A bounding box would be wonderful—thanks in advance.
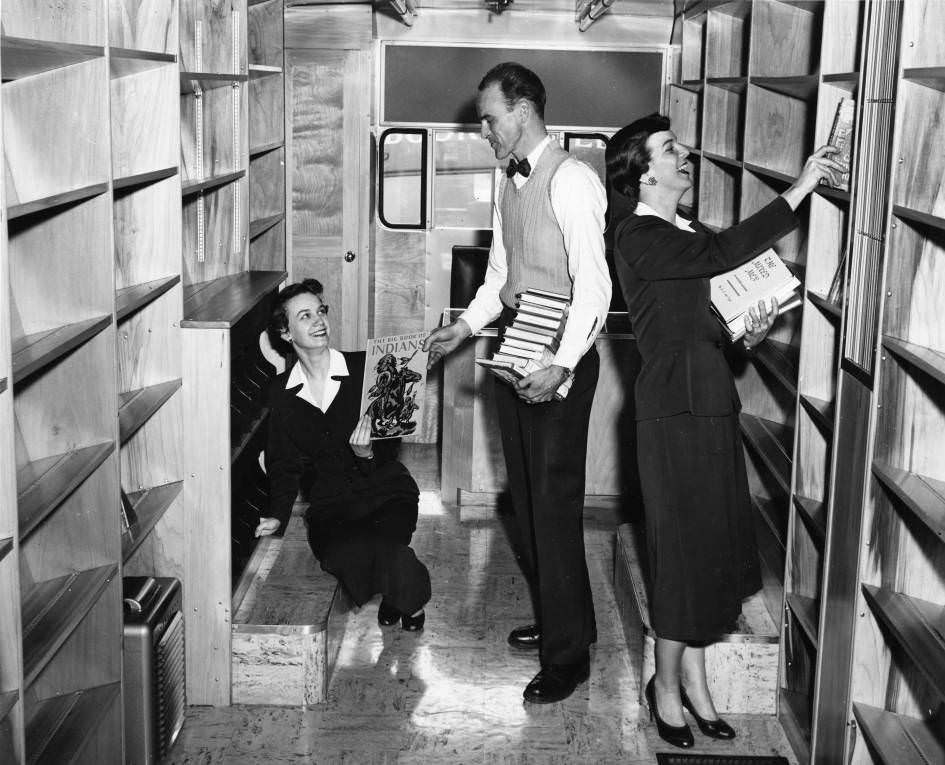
[498,143,572,309]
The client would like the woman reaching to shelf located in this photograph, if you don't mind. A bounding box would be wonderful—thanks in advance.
[604,114,842,747]
[254,279,430,632]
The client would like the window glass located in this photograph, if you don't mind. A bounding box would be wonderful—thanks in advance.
[433,130,502,229]
[565,133,609,187]
[379,129,426,228]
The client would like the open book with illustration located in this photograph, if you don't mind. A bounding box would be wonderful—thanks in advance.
[710,249,802,341]
[475,288,573,400]
[359,332,428,439]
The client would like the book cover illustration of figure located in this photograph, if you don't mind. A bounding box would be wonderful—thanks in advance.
[360,331,428,439]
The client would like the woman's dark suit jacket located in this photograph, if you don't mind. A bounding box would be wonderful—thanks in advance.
[265,351,400,532]
[612,197,796,419]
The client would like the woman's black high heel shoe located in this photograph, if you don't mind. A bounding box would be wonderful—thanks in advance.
[680,685,736,739]
[645,677,694,748]
[377,601,400,627]
[401,610,425,632]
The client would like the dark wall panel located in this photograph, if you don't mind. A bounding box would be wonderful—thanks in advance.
[384,45,663,128]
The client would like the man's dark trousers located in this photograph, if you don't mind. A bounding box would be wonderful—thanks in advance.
[493,340,599,668]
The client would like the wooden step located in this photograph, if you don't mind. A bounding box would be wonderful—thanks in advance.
[231,512,350,706]
[17,442,115,541]
[613,523,779,714]
[26,682,120,765]
[852,702,945,765]
[118,379,181,444]
[872,459,945,541]
[22,564,118,687]
[862,585,945,700]
[121,481,184,562]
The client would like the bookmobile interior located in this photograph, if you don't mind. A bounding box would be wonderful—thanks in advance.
[0,0,943,762]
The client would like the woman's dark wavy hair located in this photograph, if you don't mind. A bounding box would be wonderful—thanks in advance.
[479,62,547,121]
[267,279,324,356]
[605,112,670,210]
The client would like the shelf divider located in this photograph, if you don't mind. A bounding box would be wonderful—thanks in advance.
[22,564,119,687]
[25,682,121,765]
[118,380,182,445]
[861,585,945,700]
[852,702,945,765]
[17,442,116,541]
[122,481,184,562]
[115,275,181,322]
[11,315,112,385]
[872,459,945,542]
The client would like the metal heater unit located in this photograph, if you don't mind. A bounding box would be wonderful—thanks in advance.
[122,577,185,764]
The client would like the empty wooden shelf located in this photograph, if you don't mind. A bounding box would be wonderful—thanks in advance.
[872,459,945,542]
[182,270,286,328]
[792,494,826,547]
[21,564,118,686]
[852,702,945,765]
[786,592,819,648]
[752,339,798,398]
[861,585,945,701]
[25,682,121,765]
[118,380,182,444]
[115,275,181,322]
[882,335,945,387]
[121,481,184,563]
[0,36,104,81]
[16,442,115,541]
[11,316,111,385]
[180,169,246,197]
[800,393,834,435]
[740,413,792,494]
[0,538,11,565]
[249,213,285,240]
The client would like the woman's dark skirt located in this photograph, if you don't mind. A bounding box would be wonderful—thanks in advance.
[637,411,761,642]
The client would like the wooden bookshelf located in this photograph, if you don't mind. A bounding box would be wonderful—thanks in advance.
[178,0,287,707]
[121,481,185,563]
[25,682,121,765]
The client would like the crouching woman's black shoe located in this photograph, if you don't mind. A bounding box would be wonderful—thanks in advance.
[401,610,425,632]
[645,677,694,749]
[377,601,400,627]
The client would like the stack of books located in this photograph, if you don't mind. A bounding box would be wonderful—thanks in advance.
[710,249,802,341]
[476,288,573,400]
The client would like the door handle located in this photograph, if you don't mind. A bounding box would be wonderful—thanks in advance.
[344,251,356,263]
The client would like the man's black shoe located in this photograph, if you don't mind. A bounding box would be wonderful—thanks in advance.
[523,661,590,704]
[508,624,541,650]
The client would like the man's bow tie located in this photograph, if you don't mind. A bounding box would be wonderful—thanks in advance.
[506,157,531,178]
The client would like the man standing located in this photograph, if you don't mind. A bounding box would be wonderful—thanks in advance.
[423,62,611,703]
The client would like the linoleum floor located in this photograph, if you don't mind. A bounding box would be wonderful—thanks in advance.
[166,448,797,765]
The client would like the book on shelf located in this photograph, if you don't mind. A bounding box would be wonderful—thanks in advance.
[476,288,572,400]
[710,249,802,341]
[120,489,137,536]
[826,247,848,306]
[827,97,855,191]
[359,331,428,440]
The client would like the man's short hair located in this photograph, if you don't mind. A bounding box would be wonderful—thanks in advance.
[478,62,546,121]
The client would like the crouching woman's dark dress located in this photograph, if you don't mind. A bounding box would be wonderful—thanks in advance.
[612,197,796,642]
[265,350,431,617]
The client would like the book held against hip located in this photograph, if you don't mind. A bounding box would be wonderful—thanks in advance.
[476,287,572,399]
[710,249,801,341]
